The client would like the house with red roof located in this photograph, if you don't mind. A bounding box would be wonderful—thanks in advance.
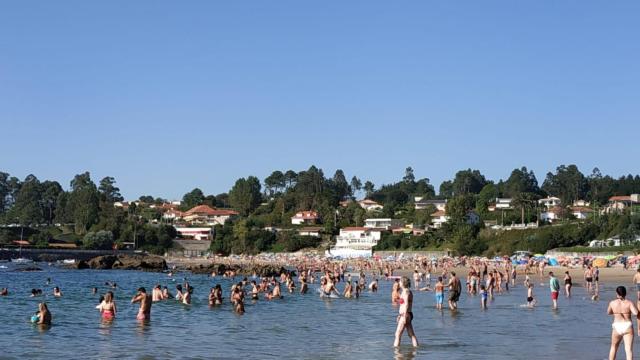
[605,195,640,213]
[181,205,239,226]
[291,211,320,225]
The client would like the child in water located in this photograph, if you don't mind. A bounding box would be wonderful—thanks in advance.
[527,283,535,307]
[480,284,488,309]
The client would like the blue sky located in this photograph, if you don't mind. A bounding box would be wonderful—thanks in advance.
[1,1,639,199]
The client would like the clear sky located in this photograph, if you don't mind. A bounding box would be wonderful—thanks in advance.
[1,1,639,200]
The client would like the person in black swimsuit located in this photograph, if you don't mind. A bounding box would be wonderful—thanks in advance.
[564,271,572,297]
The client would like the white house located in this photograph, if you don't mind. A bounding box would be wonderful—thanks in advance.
[538,196,561,209]
[605,195,640,213]
[175,227,213,241]
[572,199,590,207]
[571,206,593,220]
[297,226,322,237]
[326,227,382,258]
[415,198,447,211]
[291,211,320,225]
[540,206,563,222]
[430,210,449,228]
[358,199,383,212]
[495,198,513,210]
[364,218,404,229]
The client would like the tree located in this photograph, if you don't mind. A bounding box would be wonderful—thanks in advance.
[138,195,154,203]
[83,230,114,250]
[350,176,362,198]
[0,172,10,216]
[363,181,375,198]
[41,181,62,224]
[10,175,43,226]
[450,169,488,195]
[264,171,285,197]
[331,169,350,201]
[215,193,230,208]
[403,167,415,184]
[439,180,454,198]
[229,176,262,216]
[477,183,498,214]
[182,188,205,210]
[68,172,100,234]
[284,170,298,188]
[542,164,587,204]
[504,167,539,197]
[98,177,123,203]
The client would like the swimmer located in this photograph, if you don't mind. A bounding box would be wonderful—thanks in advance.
[162,286,171,299]
[34,302,52,325]
[299,273,308,294]
[175,284,184,301]
[480,284,487,309]
[369,278,378,292]
[250,281,260,300]
[92,287,97,295]
[232,285,245,314]
[182,286,193,305]
[393,277,418,347]
[391,279,400,304]
[152,284,163,302]
[213,284,223,305]
[53,287,62,297]
[131,287,152,321]
[98,291,117,320]
[208,287,216,306]
[527,283,536,307]
[0,288,8,296]
[344,281,353,298]
[608,286,638,360]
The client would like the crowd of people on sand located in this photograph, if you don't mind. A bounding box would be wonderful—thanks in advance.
[3,255,640,358]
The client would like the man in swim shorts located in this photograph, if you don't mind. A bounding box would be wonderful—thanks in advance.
[447,272,461,310]
[131,287,152,321]
[549,272,560,309]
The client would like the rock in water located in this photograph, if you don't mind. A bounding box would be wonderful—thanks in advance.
[78,254,166,272]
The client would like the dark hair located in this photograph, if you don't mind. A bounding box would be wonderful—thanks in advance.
[548,272,554,276]
[616,286,627,298]
[451,272,456,276]
[137,287,146,293]
[176,284,183,291]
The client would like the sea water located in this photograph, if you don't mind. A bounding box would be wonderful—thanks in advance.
[0,263,618,359]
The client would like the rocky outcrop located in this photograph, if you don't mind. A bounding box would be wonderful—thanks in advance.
[186,263,295,277]
[77,254,166,272]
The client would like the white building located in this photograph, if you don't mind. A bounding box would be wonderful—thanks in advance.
[605,195,640,213]
[291,211,320,225]
[415,198,447,211]
[358,199,383,212]
[182,205,238,226]
[571,206,593,220]
[538,197,561,209]
[430,210,449,228]
[540,206,563,222]
[495,198,513,210]
[364,218,404,229]
[175,227,213,241]
[326,227,382,258]
[297,227,322,237]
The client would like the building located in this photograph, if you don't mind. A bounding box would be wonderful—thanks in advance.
[175,227,213,241]
[466,211,481,225]
[571,206,594,220]
[297,226,323,237]
[494,198,513,210]
[538,196,561,209]
[162,209,184,222]
[572,199,590,207]
[358,199,383,212]
[415,198,447,211]
[540,206,563,222]
[182,205,239,226]
[364,218,404,229]
[605,195,640,213]
[291,211,320,225]
[326,227,382,258]
[430,210,449,228]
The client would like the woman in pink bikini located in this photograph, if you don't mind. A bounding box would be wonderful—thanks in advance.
[393,277,418,347]
[98,291,117,320]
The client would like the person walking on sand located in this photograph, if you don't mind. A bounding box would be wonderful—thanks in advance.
[608,286,638,360]
[393,277,418,347]
[549,272,560,310]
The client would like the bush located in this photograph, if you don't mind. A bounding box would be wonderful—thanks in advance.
[83,230,114,250]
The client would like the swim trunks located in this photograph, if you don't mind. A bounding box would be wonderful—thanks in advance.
[551,291,559,300]
[449,290,460,302]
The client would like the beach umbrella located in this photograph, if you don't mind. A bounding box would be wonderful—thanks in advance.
[604,255,617,260]
[593,258,608,268]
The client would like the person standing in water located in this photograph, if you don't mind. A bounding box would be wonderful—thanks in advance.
[564,271,572,298]
[549,272,560,310]
[608,286,638,360]
[131,287,152,321]
[33,302,52,325]
[393,277,418,348]
[434,277,444,310]
[448,272,462,310]
[98,291,117,320]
